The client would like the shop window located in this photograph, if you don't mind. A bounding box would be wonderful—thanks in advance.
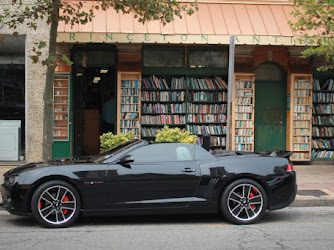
[3,80,24,104]
[0,65,25,128]
[188,47,228,69]
[143,46,184,68]
[0,65,25,109]
[0,36,25,160]
[73,46,116,68]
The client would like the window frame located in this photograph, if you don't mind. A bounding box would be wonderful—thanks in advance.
[142,45,228,76]
[127,143,196,163]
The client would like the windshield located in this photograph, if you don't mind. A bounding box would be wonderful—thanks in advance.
[93,140,143,163]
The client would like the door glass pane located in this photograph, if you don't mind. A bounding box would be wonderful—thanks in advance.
[194,144,215,160]
[130,143,194,162]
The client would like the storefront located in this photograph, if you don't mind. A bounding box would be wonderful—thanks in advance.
[52,44,118,158]
[53,1,334,162]
[0,36,25,161]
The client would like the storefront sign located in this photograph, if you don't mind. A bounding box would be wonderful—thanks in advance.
[57,33,315,46]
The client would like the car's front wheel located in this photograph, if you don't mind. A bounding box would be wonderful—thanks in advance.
[31,180,81,228]
[221,179,267,224]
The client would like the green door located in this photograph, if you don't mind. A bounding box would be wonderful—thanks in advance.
[52,74,72,159]
[255,80,286,152]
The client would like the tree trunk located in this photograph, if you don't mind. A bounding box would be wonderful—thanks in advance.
[42,0,60,160]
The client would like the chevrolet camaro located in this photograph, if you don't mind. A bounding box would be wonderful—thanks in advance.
[1,140,297,228]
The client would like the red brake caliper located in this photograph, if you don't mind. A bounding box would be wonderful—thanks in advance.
[62,195,69,215]
[249,187,258,210]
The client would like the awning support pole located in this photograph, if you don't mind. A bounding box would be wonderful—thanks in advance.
[226,36,235,151]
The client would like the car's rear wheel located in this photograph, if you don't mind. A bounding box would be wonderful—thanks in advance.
[221,179,267,225]
[31,180,81,228]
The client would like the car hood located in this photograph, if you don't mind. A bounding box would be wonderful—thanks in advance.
[4,156,93,176]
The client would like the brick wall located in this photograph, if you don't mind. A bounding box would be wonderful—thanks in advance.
[235,46,312,74]
[253,47,289,72]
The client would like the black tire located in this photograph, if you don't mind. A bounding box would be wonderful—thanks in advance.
[31,180,81,228]
[220,179,267,225]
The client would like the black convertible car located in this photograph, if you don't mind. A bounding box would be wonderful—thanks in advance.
[1,140,297,228]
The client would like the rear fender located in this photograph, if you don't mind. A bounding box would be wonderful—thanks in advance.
[216,174,273,211]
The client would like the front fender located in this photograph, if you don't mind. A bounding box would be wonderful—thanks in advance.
[23,167,80,185]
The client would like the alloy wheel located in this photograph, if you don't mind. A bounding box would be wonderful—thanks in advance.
[227,183,263,222]
[37,185,77,225]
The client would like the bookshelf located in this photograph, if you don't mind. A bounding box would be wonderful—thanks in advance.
[141,75,228,149]
[141,76,186,140]
[53,75,70,141]
[312,77,334,159]
[289,74,313,161]
[117,72,141,138]
[186,77,228,149]
[231,73,255,152]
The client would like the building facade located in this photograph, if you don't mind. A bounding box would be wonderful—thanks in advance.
[1,0,333,163]
[0,0,51,163]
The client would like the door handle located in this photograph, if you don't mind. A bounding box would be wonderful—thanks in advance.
[182,168,196,172]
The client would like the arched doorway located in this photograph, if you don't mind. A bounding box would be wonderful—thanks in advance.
[254,62,287,152]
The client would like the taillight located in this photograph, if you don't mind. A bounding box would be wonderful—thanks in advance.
[287,163,294,172]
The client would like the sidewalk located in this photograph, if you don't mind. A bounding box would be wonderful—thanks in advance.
[0,164,334,206]
[293,165,334,207]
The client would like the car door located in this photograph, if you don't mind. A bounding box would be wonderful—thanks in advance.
[106,143,201,209]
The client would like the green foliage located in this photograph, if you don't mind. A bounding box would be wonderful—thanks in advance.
[100,132,134,153]
[290,0,334,71]
[155,126,197,144]
[61,54,74,66]
[0,0,197,66]
[0,0,196,161]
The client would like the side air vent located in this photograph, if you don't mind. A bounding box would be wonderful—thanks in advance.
[204,178,219,198]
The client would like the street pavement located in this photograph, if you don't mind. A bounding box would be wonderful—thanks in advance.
[1,163,334,206]
[1,163,334,250]
[0,206,334,249]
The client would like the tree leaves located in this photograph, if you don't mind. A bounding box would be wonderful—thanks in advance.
[1,0,197,66]
[61,54,73,66]
[38,41,47,49]
[290,0,334,71]
[29,55,39,64]
[0,0,198,161]
[94,0,197,25]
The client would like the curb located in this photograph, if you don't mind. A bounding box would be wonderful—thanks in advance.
[292,197,334,207]
[292,188,334,207]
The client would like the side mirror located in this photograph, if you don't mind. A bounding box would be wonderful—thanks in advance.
[118,155,134,166]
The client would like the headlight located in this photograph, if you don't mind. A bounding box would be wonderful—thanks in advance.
[8,176,19,184]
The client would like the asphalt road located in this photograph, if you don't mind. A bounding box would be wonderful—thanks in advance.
[0,207,334,250]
